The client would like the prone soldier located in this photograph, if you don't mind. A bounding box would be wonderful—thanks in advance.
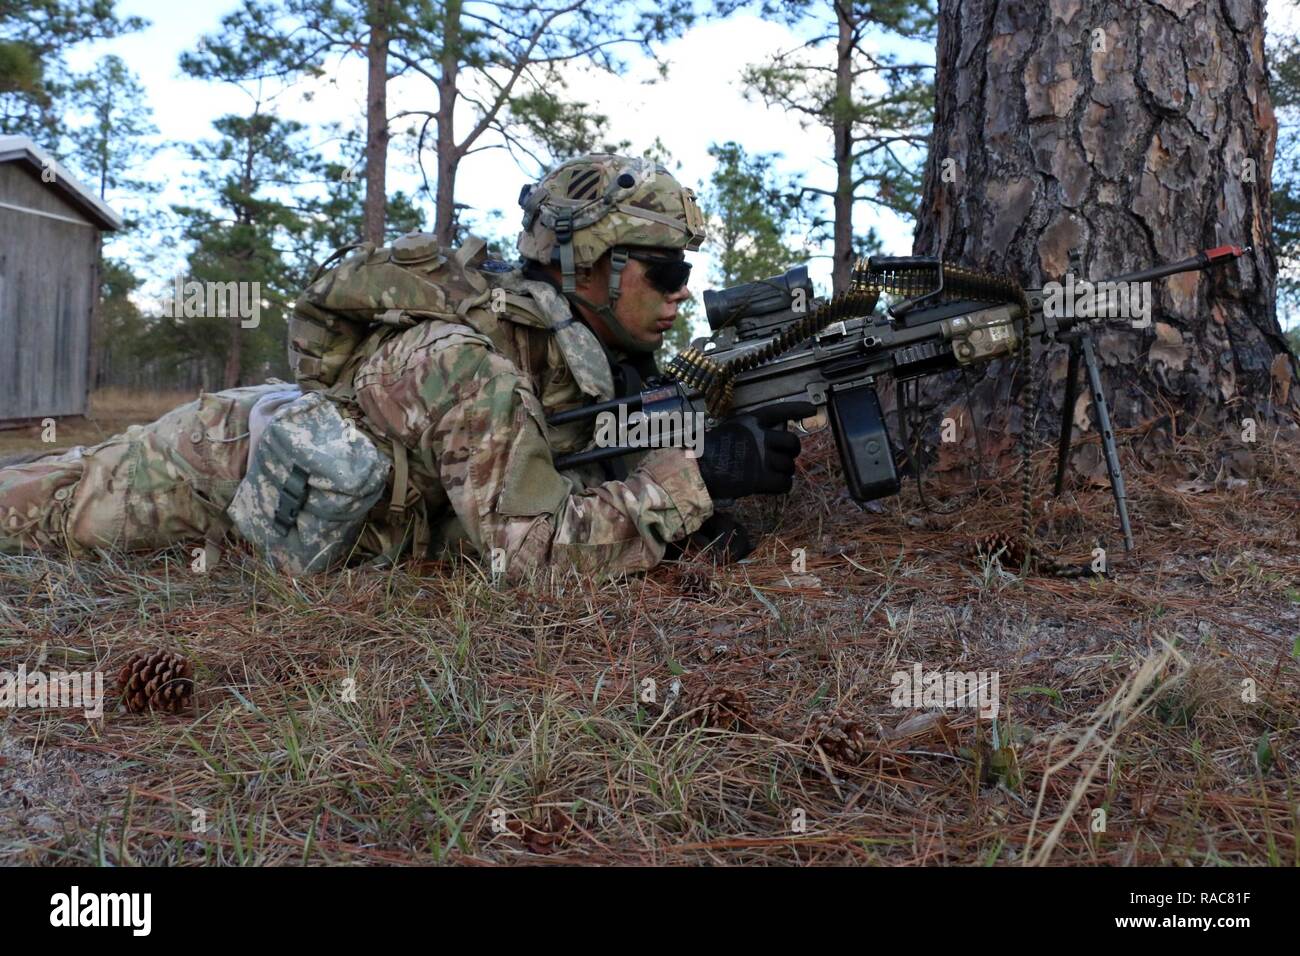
[0,154,809,577]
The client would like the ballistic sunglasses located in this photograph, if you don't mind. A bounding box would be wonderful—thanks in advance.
[623,249,692,295]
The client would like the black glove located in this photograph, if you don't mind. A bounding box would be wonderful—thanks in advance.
[665,512,753,563]
[695,402,816,500]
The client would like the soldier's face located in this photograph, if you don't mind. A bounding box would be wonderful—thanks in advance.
[578,253,693,350]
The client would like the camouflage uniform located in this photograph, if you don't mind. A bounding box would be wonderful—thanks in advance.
[0,154,715,577]
[0,384,273,556]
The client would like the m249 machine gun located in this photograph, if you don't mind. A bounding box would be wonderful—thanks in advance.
[550,246,1250,568]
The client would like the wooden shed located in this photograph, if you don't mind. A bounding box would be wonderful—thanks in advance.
[0,134,122,424]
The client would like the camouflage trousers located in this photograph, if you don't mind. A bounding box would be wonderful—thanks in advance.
[0,385,281,557]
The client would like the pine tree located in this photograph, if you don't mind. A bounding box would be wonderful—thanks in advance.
[170,112,317,389]
[175,22,394,388]
[92,258,149,389]
[65,54,158,203]
[184,0,693,250]
[912,0,1297,473]
[410,0,697,246]
[702,141,805,288]
[0,1,146,144]
[717,0,935,294]
[288,126,426,267]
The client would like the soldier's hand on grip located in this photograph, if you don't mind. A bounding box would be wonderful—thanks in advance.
[696,401,815,499]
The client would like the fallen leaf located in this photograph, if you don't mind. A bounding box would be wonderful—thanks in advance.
[1173,478,1213,494]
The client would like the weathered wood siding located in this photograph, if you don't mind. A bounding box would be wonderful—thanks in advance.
[0,162,98,420]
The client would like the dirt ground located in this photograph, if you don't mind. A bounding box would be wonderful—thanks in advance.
[0,392,1297,865]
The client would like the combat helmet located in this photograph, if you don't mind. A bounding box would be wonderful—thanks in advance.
[517,153,706,352]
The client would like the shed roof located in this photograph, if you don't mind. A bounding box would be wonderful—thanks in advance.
[0,134,124,231]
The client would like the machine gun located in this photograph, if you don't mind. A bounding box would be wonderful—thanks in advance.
[550,246,1250,559]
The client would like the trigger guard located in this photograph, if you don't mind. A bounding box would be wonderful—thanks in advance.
[792,409,829,436]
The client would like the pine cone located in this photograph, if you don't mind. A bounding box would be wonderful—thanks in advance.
[672,564,716,598]
[117,650,195,714]
[970,531,1026,568]
[805,708,873,764]
[685,685,751,730]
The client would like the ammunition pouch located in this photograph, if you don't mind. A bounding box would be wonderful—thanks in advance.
[227,391,389,574]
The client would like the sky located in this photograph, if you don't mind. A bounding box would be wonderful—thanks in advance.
[57,0,1300,331]
[62,0,930,320]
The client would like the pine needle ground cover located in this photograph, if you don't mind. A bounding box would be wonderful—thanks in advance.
[1,429,1296,866]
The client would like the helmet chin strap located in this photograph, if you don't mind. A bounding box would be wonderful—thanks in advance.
[559,245,659,355]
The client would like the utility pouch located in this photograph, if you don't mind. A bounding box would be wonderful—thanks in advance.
[227,391,389,574]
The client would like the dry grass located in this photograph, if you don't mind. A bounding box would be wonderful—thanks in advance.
[88,387,198,422]
[0,426,1297,866]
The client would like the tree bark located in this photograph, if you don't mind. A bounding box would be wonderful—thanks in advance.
[224,116,260,390]
[433,0,462,247]
[911,0,1298,476]
[363,0,390,245]
[831,2,855,296]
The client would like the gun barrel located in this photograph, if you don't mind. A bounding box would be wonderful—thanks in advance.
[548,393,644,426]
[1104,245,1249,285]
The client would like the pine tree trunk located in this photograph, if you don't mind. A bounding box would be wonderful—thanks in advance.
[910,0,1298,476]
[831,2,855,296]
[433,0,462,248]
[363,0,390,245]
[223,318,241,389]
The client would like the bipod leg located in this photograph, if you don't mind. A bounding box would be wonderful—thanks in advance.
[1080,332,1134,552]
[1054,338,1082,496]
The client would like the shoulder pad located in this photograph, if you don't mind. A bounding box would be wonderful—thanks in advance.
[499,292,549,329]
[487,270,615,401]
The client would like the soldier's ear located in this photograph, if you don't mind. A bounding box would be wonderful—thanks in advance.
[575,252,610,294]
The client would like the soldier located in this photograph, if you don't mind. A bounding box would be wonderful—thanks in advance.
[0,153,809,577]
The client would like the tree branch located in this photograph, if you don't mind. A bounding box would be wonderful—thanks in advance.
[455,0,586,158]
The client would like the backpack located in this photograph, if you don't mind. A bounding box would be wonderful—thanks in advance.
[227,390,389,574]
[288,233,497,394]
[289,231,616,405]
